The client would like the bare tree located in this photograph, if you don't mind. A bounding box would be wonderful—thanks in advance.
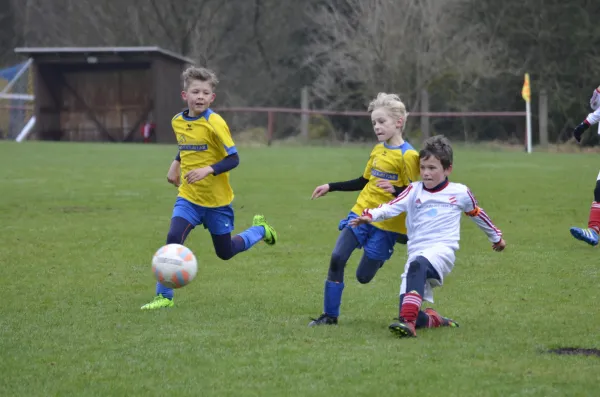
[306,0,500,115]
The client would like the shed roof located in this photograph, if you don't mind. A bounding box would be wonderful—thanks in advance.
[14,46,194,64]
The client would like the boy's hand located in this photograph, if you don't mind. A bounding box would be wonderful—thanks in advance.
[573,122,590,143]
[492,238,506,252]
[349,215,372,227]
[167,160,181,187]
[376,179,395,194]
[184,166,214,184]
[311,184,330,199]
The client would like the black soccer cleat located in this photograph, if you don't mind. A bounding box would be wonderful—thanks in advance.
[396,233,409,245]
[308,313,338,327]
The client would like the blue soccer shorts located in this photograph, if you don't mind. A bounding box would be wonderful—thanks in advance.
[338,212,400,261]
[172,197,235,235]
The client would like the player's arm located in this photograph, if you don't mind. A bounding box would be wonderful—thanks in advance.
[350,184,414,226]
[375,180,408,197]
[376,150,419,196]
[312,153,372,199]
[167,152,181,187]
[574,107,600,142]
[210,117,239,175]
[330,152,373,192]
[329,176,369,191]
[210,153,239,175]
[460,188,505,251]
[312,176,368,199]
[186,118,239,184]
[185,154,240,184]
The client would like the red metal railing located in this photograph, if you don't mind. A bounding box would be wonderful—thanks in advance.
[0,103,527,144]
[215,107,527,145]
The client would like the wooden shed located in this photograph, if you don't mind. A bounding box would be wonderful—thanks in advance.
[14,46,194,143]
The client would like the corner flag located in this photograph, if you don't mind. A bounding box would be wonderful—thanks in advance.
[522,73,531,103]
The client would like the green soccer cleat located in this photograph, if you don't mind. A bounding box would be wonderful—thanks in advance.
[253,214,278,245]
[140,294,174,310]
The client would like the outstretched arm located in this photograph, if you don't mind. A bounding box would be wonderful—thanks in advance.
[574,106,600,142]
[466,207,505,250]
[460,189,505,251]
[329,176,369,192]
[350,185,413,226]
[311,176,368,199]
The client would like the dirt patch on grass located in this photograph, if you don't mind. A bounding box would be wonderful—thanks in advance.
[547,347,600,357]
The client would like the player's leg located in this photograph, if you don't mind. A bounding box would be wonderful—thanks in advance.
[205,206,274,259]
[398,294,431,329]
[355,228,398,284]
[210,232,246,260]
[398,294,458,330]
[570,171,600,246]
[389,256,440,338]
[355,254,384,284]
[308,227,360,326]
[141,198,199,310]
[251,215,278,245]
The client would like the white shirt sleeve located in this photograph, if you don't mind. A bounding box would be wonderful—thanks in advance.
[458,187,503,244]
[585,107,600,126]
[364,184,415,222]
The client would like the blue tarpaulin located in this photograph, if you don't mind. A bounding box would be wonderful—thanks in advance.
[0,62,27,82]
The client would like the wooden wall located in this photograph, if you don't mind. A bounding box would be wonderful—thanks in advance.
[29,53,191,143]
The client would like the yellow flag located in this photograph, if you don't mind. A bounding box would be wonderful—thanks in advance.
[522,73,531,103]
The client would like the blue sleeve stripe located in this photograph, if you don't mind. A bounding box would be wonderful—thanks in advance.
[225,145,237,155]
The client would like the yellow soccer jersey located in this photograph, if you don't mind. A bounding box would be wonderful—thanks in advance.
[173,109,237,208]
[351,142,420,233]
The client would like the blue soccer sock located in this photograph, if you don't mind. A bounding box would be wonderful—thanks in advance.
[324,280,345,317]
[237,226,265,251]
[156,282,174,300]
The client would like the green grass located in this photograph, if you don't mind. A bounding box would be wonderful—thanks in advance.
[1,141,599,397]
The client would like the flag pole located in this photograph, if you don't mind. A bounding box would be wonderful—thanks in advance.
[522,73,532,154]
[526,99,532,154]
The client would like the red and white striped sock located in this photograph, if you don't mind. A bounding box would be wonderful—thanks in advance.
[588,202,600,233]
[400,291,422,323]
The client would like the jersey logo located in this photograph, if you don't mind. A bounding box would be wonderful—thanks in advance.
[415,198,422,207]
[178,144,208,151]
[178,134,186,144]
[425,208,438,217]
[371,168,398,181]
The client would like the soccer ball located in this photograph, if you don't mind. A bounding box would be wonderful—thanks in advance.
[151,244,198,289]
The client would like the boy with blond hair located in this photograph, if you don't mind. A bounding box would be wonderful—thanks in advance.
[308,93,420,326]
[141,67,278,310]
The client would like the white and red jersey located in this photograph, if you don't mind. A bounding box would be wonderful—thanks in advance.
[585,86,600,126]
[363,180,502,258]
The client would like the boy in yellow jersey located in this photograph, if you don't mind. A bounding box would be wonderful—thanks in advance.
[308,93,420,326]
[141,67,278,310]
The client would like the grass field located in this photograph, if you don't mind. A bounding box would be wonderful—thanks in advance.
[1,141,600,397]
